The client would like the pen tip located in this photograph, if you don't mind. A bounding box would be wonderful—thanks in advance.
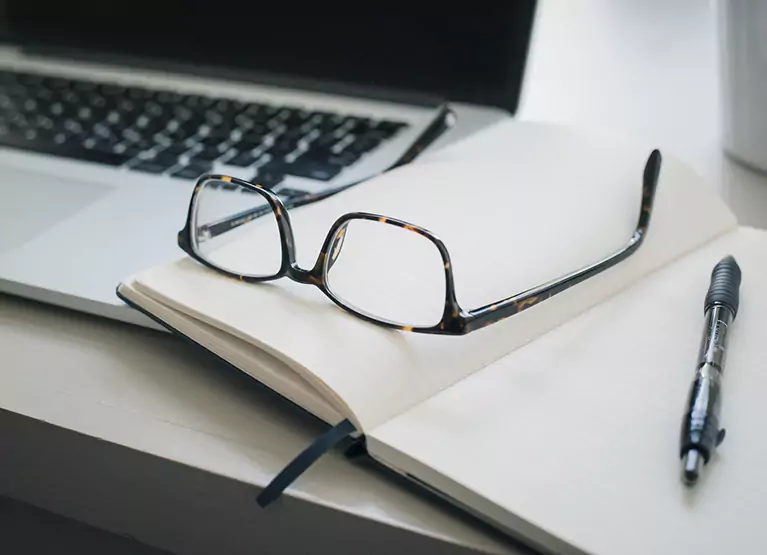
[682,449,703,486]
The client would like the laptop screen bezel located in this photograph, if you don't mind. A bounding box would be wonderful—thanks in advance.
[0,8,538,113]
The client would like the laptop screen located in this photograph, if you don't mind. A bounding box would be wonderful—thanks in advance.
[0,4,536,113]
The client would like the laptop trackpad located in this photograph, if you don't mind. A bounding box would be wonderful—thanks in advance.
[0,175,114,252]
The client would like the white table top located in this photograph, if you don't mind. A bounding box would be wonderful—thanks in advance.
[1,294,521,554]
[5,1,764,553]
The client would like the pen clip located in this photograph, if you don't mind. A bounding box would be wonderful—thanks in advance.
[716,428,726,446]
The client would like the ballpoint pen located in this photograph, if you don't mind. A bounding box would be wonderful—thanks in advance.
[680,255,742,486]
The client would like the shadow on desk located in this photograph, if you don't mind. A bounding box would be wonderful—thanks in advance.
[0,495,172,555]
[0,294,523,555]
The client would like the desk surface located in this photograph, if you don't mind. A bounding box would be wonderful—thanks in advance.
[4,1,767,554]
[1,294,522,555]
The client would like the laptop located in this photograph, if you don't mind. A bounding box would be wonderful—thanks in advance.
[0,4,537,328]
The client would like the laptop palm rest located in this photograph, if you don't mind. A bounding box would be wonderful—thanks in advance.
[0,174,113,253]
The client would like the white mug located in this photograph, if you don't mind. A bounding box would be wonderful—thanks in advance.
[719,0,767,172]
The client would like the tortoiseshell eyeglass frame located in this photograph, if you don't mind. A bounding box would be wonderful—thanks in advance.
[177,149,662,335]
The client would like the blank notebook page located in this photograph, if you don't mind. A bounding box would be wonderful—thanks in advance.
[133,121,735,430]
[369,227,767,555]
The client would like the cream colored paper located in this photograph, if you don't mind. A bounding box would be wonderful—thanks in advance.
[119,278,344,424]
[369,227,767,555]
[127,121,736,430]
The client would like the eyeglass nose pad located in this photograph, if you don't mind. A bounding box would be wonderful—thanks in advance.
[327,223,349,271]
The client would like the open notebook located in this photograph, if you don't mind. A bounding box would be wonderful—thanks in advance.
[118,121,767,555]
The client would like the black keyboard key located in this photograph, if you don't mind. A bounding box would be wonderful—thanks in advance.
[302,141,361,165]
[279,108,312,127]
[213,98,243,115]
[270,137,300,156]
[88,136,120,152]
[172,119,204,138]
[73,80,97,92]
[116,98,140,115]
[227,152,259,167]
[132,160,174,174]
[127,87,153,100]
[172,105,194,121]
[147,149,181,166]
[86,92,108,109]
[313,132,341,150]
[253,163,285,189]
[157,142,192,156]
[114,143,143,159]
[239,127,270,144]
[230,139,262,154]
[347,134,381,154]
[234,113,259,130]
[184,95,214,109]
[156,90,183,104]
[327,151,360,167]
[281,126,306,140]
[315,113,345,133]
[277,187,309,199]
[99,84,126,96]
[190,146,225,163]
[343,117,373,135]
[105,110,123,126]
[16,73,41,86]
[122,134,153,151]
[200,135,229,149]
[248,110,275,125]
[171,164,212,180]
[0,130,132,165]
[203,125,235,142]
[375,120,407,137]
[41,76,67,90]
[144,100,165,117]
[285,160,342,181]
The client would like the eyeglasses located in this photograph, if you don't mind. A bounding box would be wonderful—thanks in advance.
[178,149,661,335]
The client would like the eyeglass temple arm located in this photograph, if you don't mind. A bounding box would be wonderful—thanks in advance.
[463,149,662,334]
[194,104,456,241]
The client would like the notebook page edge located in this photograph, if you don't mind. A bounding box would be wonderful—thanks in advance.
[118,278,346,426]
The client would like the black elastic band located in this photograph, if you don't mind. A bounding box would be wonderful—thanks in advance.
[256,418,357,507]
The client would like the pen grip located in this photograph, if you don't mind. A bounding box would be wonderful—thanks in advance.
[680,366,723,463]
[704,256,742,318]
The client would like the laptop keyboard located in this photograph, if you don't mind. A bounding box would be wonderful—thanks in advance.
[0,70,408,189]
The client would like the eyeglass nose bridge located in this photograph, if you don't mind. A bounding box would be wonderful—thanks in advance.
[286,264,323,286]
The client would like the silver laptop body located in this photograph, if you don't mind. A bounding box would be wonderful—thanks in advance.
[0,8,536,328]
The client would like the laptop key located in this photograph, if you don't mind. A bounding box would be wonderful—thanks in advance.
[0,131,132,165]
[252,163,285,189]
[277,187,309,199]
[347,134,381,154]
[227,152,259,167]
[147,150,181,166]
[285,159,342,181]
[302,146,359,167]
[189,146,224,163]
[170,164,212,180]
[156,142,192,156]
[132,160,174,174]
[0,70,403,181]
[374,120,408,137]
[328,151,360,166]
